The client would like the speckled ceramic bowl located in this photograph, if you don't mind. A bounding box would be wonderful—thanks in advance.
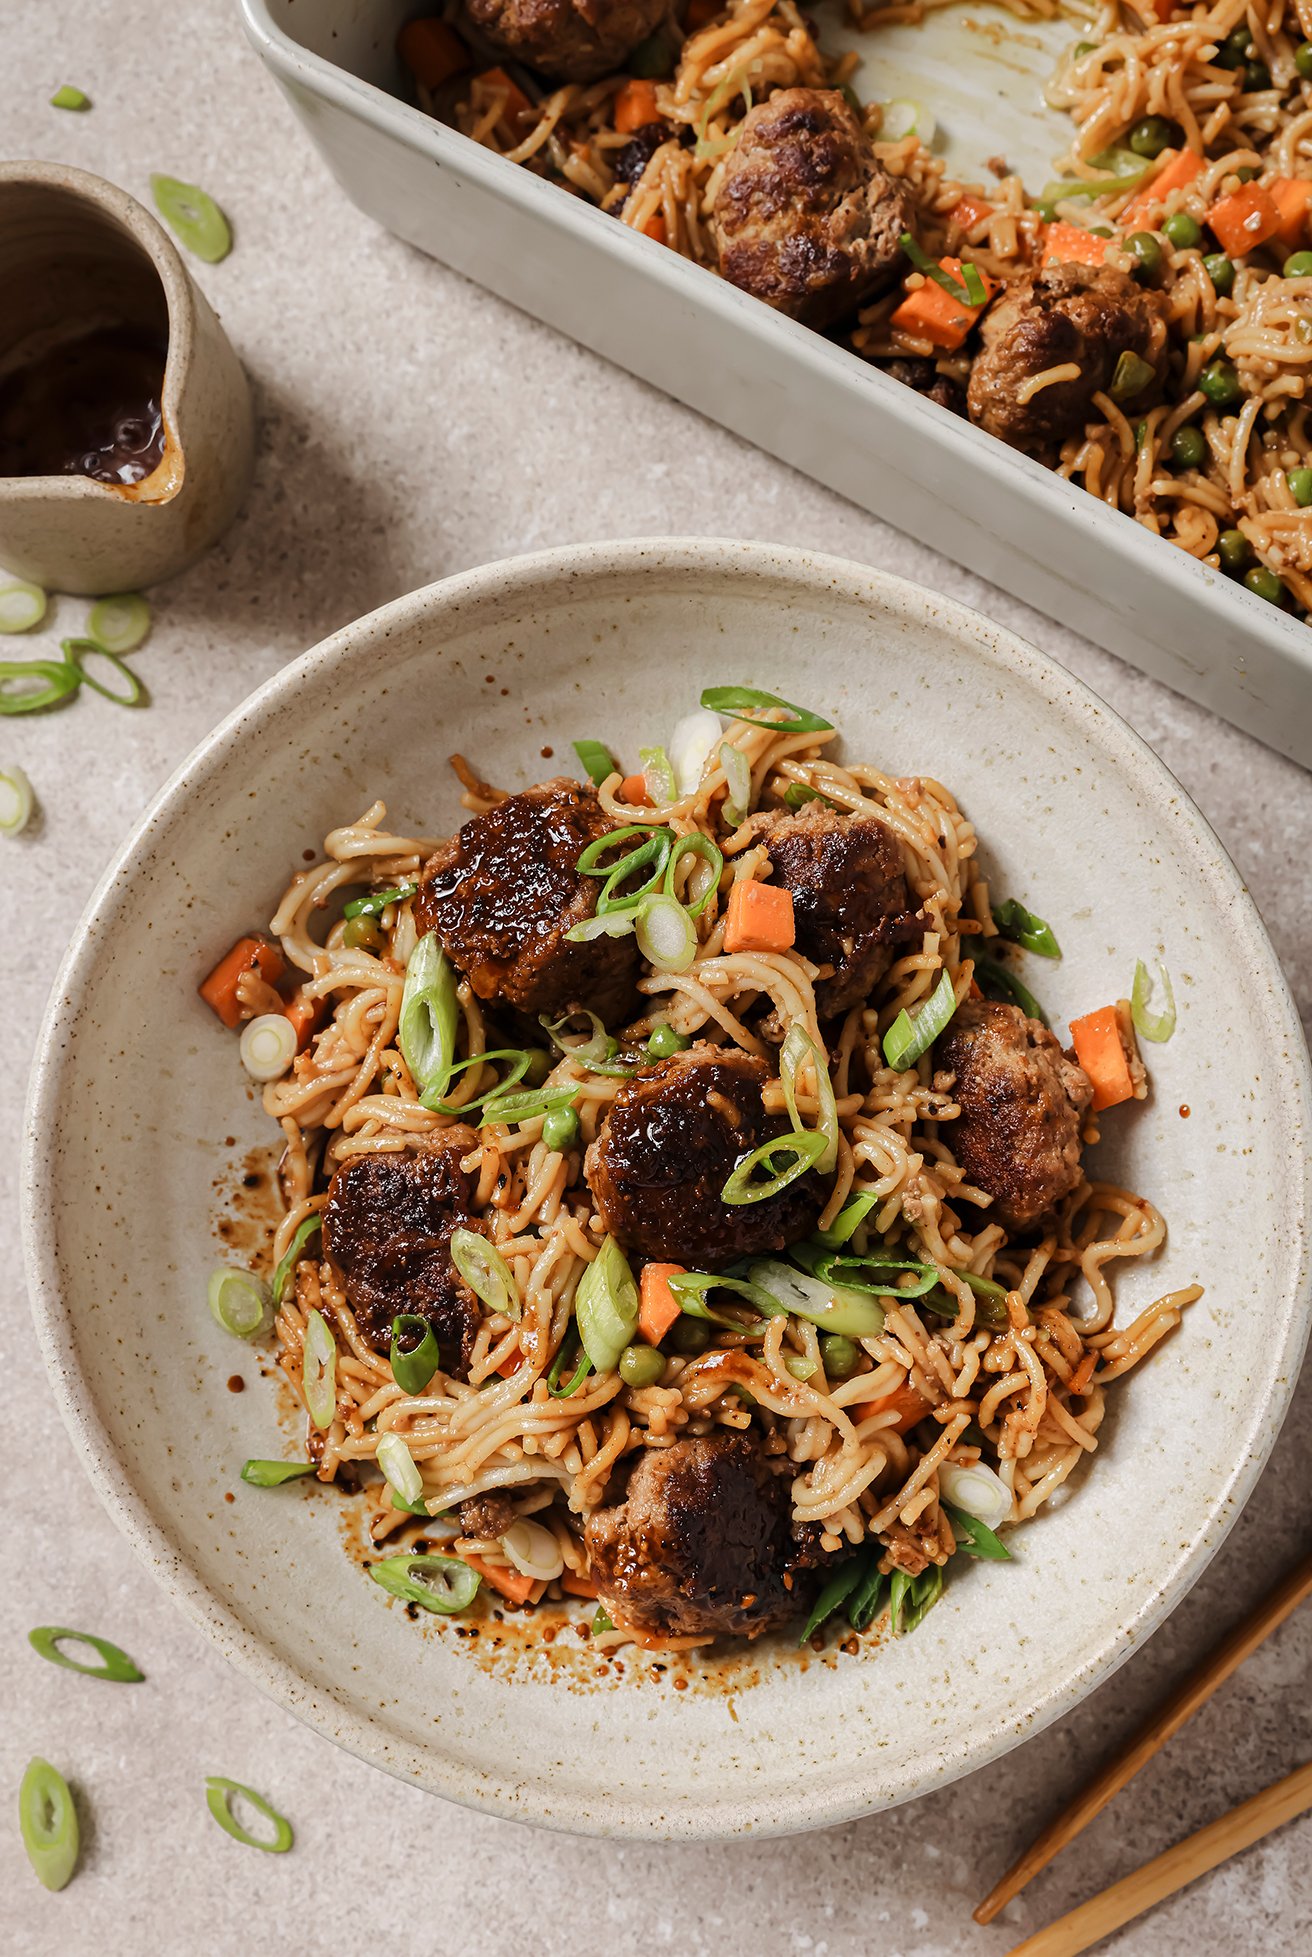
[23,540,1312,1839]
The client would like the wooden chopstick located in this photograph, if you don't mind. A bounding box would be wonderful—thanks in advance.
[1003,1758,1312,1957]
[975,1546,1312,1924]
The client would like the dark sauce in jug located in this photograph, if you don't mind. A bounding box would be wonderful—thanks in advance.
[0,323,168,484]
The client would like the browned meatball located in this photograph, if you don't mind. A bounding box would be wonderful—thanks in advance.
[585,1042,824,1267]
[458,0,666,82]
[584,1434,797,1638]
[321,1130,482,1374]
[967,263,1170,454]
[414,778,638,1025]
[741,801,922,1016]
[714,88,914,328]
[885,355,965,416]
[936,1000,1093,1231]
[458,1492,519,1539]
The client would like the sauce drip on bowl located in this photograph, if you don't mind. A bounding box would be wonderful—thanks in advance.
[0,324,167,484]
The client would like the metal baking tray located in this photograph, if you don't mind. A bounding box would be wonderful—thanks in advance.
[239,0,1312,767]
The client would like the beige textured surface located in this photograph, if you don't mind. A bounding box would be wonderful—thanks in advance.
[2,4,1310,1953]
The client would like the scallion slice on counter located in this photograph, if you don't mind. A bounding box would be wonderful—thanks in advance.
[28,1627,144,1682]
[635,892,697,971]
[973,955,1049,1026]
[61,638,145,707]
[575,1235,639,1374]
[1131,958,1177,1042]
[50,84,90,110]
[205,1778,293,1853]
[639,744,677,804]
[390,1314,441,1395]
[882,968,959,1069]
[779,1024,839,1174]
[991,898,1061,958]
[664,832,723,916]
[398,932,458,1101]
[0,658,80,714]
[271,1212,322,1306]
[0,579,47,633]
[451,1228,520,1320]
[208,1267,273,1340]
[342,879,417,920]
[240,1459,316,1487]
[573,738,615,785]
[0,764,34,836]
[376,1432,424,1508]
[86,593,150,653]
[798,1557,865,1645]
[699,685,833,733]
[302,1308,337,1430]
[151,174,232,262]
[20,1758,79,1891]
[721,1127,828,1205]
[370,1552,481,1615]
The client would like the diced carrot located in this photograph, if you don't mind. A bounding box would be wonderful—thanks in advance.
[1042,220,1109,267]
[615,78,660,134]
[619,772,649,803]
[638,1263,685,1346]
[642,212,668,245]
[561,1571,599,1599]
[494,1344,521,1378]
[396,17,472,91]
[1119,147,1202,227]
[284,988,323,1053]
[1207,183,1282,257]
[1268,178,1312,251]
[199,935,285,1029]
[476,67,531,132]
[856,1383,933,1432]
[460,1553,537,1606]
[1147,0,1175,19]
[949,193,993,231]
[1069,1004,1135,1112]
[685,0,721,27]
[723,879,796,954]
[889,256,995,352]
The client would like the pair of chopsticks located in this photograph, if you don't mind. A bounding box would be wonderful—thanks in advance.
[974,1547,1312,1955]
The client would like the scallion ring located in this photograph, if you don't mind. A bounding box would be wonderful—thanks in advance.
[240,1459,316,1487]
[61,638,146,707]
[639,744,677,804]
[699,685,833,733]
[798,1557,865,1645]
[814,1191,878,1247]
[478,1084,580,1128]
[451,1227,520,1321]
[1131,958,1176,1043]
[238,1012,297,1082]
[722,1127,828,1205]
[597,831,671,914]
[208,1267,273,1340]
[370,1552,481,1614]
[398,932,458,1101]
[973,955,1049,1026]
[920,1270,1014,1331]
[785,1354,818,1380]
[0,579,47,634]
[719,739,752,825]
[882,968,960,1069]
[939,1457,1013,1532]
[745,1257,886,1338]
[376,1432,424,1508]
[575,1235,639,1374]
[573,738,616,785]
[666,1271,774,1330]
[422,1046,535,1113]
[390,1314,441,1394]
[151,174,232,262]
[790,1239,940,1298]
[0,657,81,715]
[663,832,724,917]
[779,1023,839,1174]
[635,891,698,971]
[564,909,640,944]
[991,898,1061,958]
[302,1308,337,1430]
[28,1626,143,1682]
[205,1778,294,1853]
[782,781,839,811]
[546,1340,594,1398]
[500,1519,565,1582]
[899,231,985,307]
[86,593,150,653]
[20,1758,79,1891]
[341,879,417,920]
[0,763,34,836]
[271,1212,322,1306]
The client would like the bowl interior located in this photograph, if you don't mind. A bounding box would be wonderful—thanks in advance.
[25,540,1311,1837]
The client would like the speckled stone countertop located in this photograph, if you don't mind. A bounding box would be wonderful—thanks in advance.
[4,5,1311,1954]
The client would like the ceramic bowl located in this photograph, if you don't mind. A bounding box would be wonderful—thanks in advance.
[23,539,1312,1839]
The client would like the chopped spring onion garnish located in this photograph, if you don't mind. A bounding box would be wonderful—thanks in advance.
[899,232,986,307]
[577,822,660,875]
[0,579,47,633]
[541,1011,631,1077]
[746,1257,887,1339]
[719,739,752,825]
[722,1127,828,1205]
[575,1235,639,1374]
[342,879,417,920]
[782,781,840,811]
[669,707,723,794]
[881,98,933,143]
[20,1758,79,1891]
[302,1308,337,1430]
[667,1271,773,1329]
[973,955,1048,1026]
[28,1626,144,1682]
[371,1552,481,1614]
[479,1083,580,1128]
[635,892,698,972]
[780,1024,839,1175]
[882,968,959,1069]
[500,1519,564,1582]
[239,1459,316,1487]
[664,832,724,917]
[565,909,641,944]
[151,174,233,262]
[785,1354,818,1380]
[592,1603,614,1634]
[51,84,90,110]
[238,1012,297,1082]
[1131,959,1176,1042]
[398,932,458,1101]
[573,738,616,785]
[938,1459,1012,1531]
[798,1557,864,1644]
[451,1228,520,1321]
[547,1339,594,1398]
[814,1190,878,1247]
[61,638,146,706]
[376,1432,424,1508]
[694,63,753,157]
[208,1267,273,1340]
[599,833,671,914]
[205,1778,294,1853]
[992,898,1061,958]
[639,744,677,804]
[423,1046,537,1113]
[943,1502,1012,1561]
[86,593,150,653]
[1110,349,1156,403]
[271,1212,322,1306]
[390,1314,441,1395]
[0,763,34,836]
[0,657,80,714]
[700,685,833,733]
[1039,161,1150,204]
[791,1239,939,1298]
[891,1562,944,1636]
[920,1270,1014,1331]
[847,1558,886,1633]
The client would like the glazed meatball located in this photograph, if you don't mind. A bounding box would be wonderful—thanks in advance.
[741,801,922,1016]
[714,88,915,328]
[414,778,638,1025]
[884,355,966,416]
[936,1000,1093,1231]
[585,1042,823,1266]
[321,1130,483,1374]
[967,263,1170,454]
[458,0,667,83]
[584,1434,797,1638]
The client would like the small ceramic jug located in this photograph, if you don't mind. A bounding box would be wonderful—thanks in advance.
[0,161,255,594]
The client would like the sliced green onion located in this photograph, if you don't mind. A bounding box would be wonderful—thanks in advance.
[635,892,697,971]
[798,1558,864,1644]
[0,763,34,836]
[547,1338,594,1398]
[881,98,928,141]
[598,832,670,914]
[542,1007,612,1064]
[961,261,988,306]
[423,1046,537,1113]
[882,968,959,1069]
[302,1308,337,1430]
[575,1236,639,1374]
[208,1267,272,1340]
[398,932,458,1100]
[938,1457,1011,1527]
[721,1127,828,1205]
[390,1314,441,1395]
[1110,350,1156,403]
[890,1562,944,1636]
[391,1489,432,1515]
[591,1602,614,1633]
[342,879,417,920]
[51,84,90,110]
[664,832,723,916]
[973,955,1049,1026]
[720,739,752,825]
[20,1758,79,1891]
[370,1551,480,1613]
[151,173,232,262]
[573,738,616,785]
[667,1271,774,1329]
[1039,162,1150,203]
[577,822,661,874]
[639,744,677,804]
[271,1213,322,1306]
[814,1191,878,1247]
[785,1354,818,1380]
[451,1227,520,1321]
[920,1271,1014,1331]
[86,593,150,653]
[792,1240,940,1299]
[565,909,640,944]
[669,707,724,793]
[0,579,47,633]
[28,1627,143,1682]
[780,1024,839,1175]
[944,1501,1012,1561]
[239,1012,297,1083]
[991,899,1061,959]
[847,1560,886,1632]
[0,657,80,714]
[1131,959,1176,1043]
[239,1459,316,1487]
[61,638,146,706]
[746,1258,886,1338]
[782,781,840,811]
[204,1778,293,1852]
[478,1084,579,1128]
[700,685,832,734]
[899,231,986,307]
[376,1432,424,1508]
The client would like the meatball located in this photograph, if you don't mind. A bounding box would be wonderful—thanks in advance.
[458,1492,519,1539]
[936,999,1093,1231]
[458,0,666,83]
[321,1130,483,1374]
[585,1042,824,1267]
[714,88,914,329]
[584,1434,797,1638]
[740,801,921,1016]
[966,263,1170,454]
[610,121,668,196]
[414,778,638,1024]
[884,355,965,416]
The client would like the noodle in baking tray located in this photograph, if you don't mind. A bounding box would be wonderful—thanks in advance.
[205,689,1199,1655]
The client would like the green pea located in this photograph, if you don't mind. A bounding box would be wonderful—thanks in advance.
[541,1104,580,1151]
[1297,43,1312,81]
[1088,225,1114,238]
[1218,27,1252,69]
[522,1047,553,1087]
[1218,528,1253,573]
[1073,39,1097,56]
[619,1343,666,1387]
[669,1317,711,1356]
[1284,252,1312,279]
[1243,566,1287,607]
[1233,164,1259,184]
[1244,62,1271,93]
[1203,252,1234,295]
[627,32,673,79]
[1163,211,1202,250]
[1129,116,1176,159]
[1126,231,1162,276]
[820,1334,861,1382]
[647,1021,690,1059]
[1033,199,1058,223]
[1198,359,1241,408]
[1170,424,1207,470]
[343,914,383,951]
[1288,467,1312,508]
